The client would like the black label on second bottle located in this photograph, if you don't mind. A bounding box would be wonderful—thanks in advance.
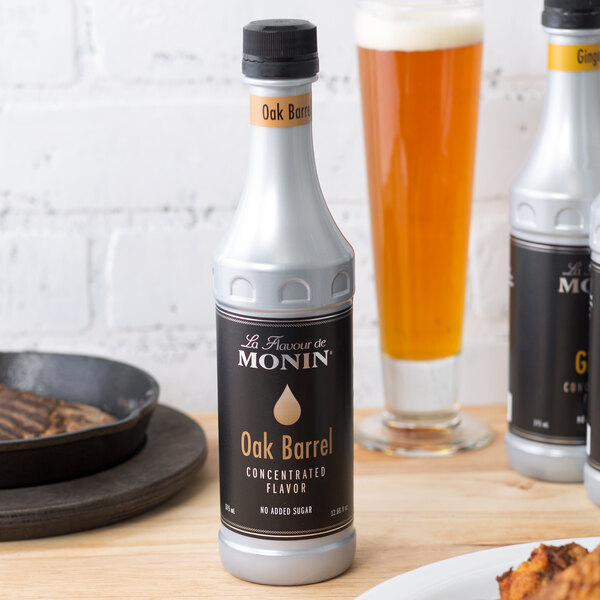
[216,305,353,540]
[509,237,589,444]
[588,262,600,466]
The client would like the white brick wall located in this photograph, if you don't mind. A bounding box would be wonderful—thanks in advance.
[0,0,75,84]
[0,233,89,333]
[0,0,548,412]
[108,230,220,329]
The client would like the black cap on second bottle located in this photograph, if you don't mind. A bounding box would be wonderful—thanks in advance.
[242,19,318,79]
[542,0,600,29]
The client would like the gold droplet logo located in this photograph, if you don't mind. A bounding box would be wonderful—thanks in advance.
[273,384,301,426]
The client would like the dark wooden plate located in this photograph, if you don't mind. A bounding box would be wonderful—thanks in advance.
[0,404,207,541]
[0,351,159,488]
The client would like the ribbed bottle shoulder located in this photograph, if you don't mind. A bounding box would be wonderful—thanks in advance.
[510,183,593,246]
[590,195,600,261]
[510,144,600,245]
[213,216,354,316]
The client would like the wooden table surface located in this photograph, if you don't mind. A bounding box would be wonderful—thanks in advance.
[2,404,600,599]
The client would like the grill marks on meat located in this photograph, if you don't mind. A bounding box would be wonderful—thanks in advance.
[0,385,115,441]
[0,387,58,440]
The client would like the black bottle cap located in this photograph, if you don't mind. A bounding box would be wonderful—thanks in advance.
[242,19,319,79]
[542,0,600,29]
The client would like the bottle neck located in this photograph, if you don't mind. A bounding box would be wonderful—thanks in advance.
[510,29,600,245]
[244,77,319,200]
[212,75,355,316]
[543,29,600,124]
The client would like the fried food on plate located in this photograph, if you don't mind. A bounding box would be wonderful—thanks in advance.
[529,545,600,600]
[497,542,589,599]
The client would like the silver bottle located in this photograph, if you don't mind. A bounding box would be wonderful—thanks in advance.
[585,195,600,502]
[213,20,356,585]
[507,1,600,483]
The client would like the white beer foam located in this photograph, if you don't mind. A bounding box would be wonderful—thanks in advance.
[356,1,483,52]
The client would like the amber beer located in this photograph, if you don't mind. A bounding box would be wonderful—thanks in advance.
[358,4,482,362]
[355,1,491,455]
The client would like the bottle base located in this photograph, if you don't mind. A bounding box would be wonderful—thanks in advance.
[218,525,356,586]
[584,462,600,505]
[505,431,585,482]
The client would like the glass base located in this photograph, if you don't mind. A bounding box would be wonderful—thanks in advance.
[382,354,459,415]
[355,411,495,457]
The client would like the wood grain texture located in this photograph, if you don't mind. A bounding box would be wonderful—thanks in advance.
[2,405,599,599]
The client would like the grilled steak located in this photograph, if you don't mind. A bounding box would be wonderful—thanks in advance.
[0,384,116,441]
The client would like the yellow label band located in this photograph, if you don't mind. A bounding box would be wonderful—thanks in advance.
[548,43,600,71]
[250,93,312,127]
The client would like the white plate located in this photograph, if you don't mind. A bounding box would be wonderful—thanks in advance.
[357,537,600,600]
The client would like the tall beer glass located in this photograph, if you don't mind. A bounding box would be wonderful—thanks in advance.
[355,0,494,455]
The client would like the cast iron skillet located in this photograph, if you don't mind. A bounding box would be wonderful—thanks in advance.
[0,351,159,489]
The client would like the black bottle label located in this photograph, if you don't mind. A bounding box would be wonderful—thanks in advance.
[588,262,600,466]
[216,306,353,540]
[509,237,589,444]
